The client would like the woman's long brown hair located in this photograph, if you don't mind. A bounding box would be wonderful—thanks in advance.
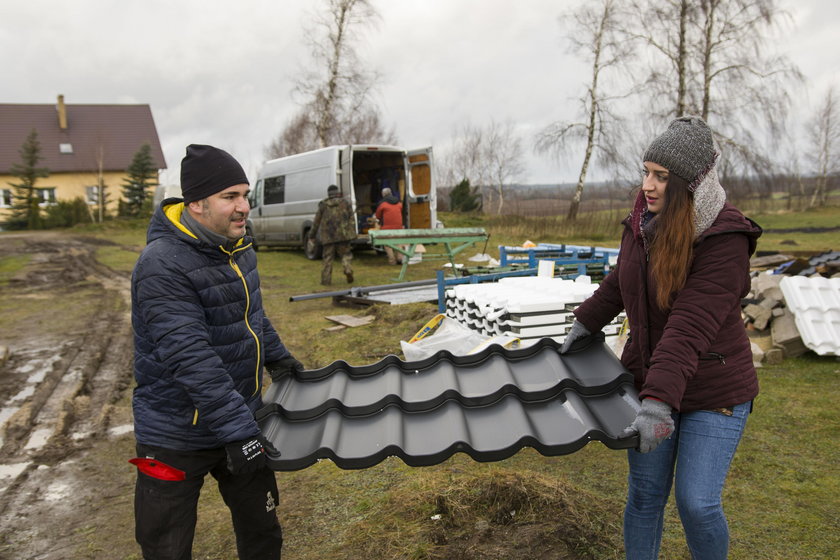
[649,174,694,310]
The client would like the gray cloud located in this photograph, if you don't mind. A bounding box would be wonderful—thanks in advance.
[3,0,836,185]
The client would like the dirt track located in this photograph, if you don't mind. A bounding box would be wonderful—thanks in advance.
[0,232,136,559]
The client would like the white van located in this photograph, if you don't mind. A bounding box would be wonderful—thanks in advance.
[246,144,437,258]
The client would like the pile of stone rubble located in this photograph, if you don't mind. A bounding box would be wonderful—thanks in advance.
[744,251,840,363]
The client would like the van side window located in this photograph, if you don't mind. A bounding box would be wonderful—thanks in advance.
[265,176,285,205]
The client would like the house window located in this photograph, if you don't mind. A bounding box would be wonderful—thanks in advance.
[264,176,285,205]
[86,185,100,205]
[37,188,57,206]
[59,143,74,154]
[0,189,11,208]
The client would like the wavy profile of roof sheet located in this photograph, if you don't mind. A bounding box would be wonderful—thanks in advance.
[257,338,640,471]
[779,276,840,356]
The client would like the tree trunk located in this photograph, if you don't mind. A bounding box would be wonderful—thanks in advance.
[495,183,504,215]
[676,0,689,115]
[316,2,351,147]
[568,0,607,221]
[96,146,106,223]
[700,0,719,121]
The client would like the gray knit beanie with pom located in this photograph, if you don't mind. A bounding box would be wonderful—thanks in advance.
[643,116,716,191]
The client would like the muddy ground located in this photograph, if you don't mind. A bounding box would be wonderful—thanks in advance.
[0,231,137,559]
[0,231,638,560]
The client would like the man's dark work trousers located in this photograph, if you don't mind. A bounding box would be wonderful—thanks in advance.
[134,443,282,560]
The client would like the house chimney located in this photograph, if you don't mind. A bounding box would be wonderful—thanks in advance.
[57,94,68,130]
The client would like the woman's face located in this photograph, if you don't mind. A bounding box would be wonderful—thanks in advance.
[642,161,669,214]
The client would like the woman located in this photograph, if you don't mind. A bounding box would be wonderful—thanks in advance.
[562,116,762,559]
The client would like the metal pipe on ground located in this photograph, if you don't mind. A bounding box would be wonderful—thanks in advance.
[289,278,439,302]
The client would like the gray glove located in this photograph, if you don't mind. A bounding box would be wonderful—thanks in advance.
[559,320,592,353]
[265,356,303,382]
[622,398,675,453]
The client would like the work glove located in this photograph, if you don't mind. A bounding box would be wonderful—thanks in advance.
[559,320,592,353]
[622,398,675,453]
[225,435,277,475]
[265,356,304,382]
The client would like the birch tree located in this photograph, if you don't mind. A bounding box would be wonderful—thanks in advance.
[267,0,395,158]
[629,0,802,177]
[438,123,489,195]
[625,0,695,119]
[536,0,632,220]
[807,86,840,208]
[485,120,525,216]
[92,144,109,223]
[439,121,524,215]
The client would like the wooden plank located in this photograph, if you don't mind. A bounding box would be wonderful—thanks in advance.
[325,314,376,328]
[749,254,793,269]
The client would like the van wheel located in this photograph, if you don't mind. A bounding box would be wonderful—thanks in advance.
[304,233,322,260]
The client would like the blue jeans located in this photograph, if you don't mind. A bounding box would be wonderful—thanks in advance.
[623,401,751,560]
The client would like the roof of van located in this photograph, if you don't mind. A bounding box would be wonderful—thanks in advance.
[259,144,407,175]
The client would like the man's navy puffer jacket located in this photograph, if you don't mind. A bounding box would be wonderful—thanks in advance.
[132,199,289,450]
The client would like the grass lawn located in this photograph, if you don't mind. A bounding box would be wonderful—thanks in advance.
[20,204,840,559]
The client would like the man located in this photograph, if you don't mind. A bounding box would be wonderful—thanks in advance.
[309,184,355,285]
[374,187,405,265]
[130,144,302,559]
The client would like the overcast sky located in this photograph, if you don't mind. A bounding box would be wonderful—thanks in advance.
[2,0,838,186]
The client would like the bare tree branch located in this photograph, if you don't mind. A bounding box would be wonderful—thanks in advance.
[807,86,840,208]
[628,0,803,179]
[266,0,395,159]
[438,121,525,215]
[535,0,633,220]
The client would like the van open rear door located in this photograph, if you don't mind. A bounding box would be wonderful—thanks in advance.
[406,147,434,229]
[340,146,361,235]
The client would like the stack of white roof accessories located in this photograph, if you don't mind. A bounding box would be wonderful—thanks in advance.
[443,272,626,349]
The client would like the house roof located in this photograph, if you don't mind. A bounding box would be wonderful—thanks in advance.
[257,336,640,471]
[0,98,166,174]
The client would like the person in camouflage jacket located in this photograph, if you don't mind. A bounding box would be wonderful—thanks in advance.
[310,184,355,285]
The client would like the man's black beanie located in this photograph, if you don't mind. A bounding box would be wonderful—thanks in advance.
[180,144,249,203]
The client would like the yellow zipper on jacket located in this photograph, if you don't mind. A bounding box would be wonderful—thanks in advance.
[223,242,262,397]
[191,241,259,424]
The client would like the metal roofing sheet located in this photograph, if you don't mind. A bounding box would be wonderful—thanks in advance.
[798,250,840,276]
[779,276,840,356]
[257,337,639,471]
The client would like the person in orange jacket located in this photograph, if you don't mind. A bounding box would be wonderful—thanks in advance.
[374,187,404,265]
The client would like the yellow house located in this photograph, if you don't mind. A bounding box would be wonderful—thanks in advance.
[0,94,166,224]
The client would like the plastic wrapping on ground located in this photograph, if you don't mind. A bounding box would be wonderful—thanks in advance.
[400,316,519,361]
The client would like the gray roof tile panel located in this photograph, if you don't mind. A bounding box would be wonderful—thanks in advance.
[257,336,640,471]
[798,250,840,276]
[259,337,632,421]
[259,386,639,471]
